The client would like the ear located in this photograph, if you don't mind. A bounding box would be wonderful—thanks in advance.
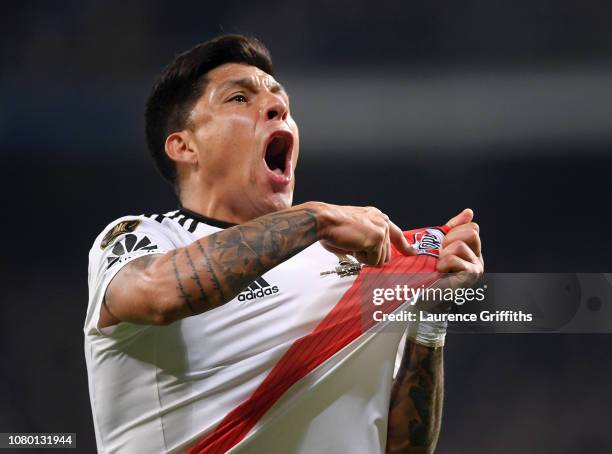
[165,131,197,166]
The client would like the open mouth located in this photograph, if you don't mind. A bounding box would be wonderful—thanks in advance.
[264,131,293,178]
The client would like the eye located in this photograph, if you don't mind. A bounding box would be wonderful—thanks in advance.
[228,94,247,103]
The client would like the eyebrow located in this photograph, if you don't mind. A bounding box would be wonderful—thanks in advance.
[219,77,286,96]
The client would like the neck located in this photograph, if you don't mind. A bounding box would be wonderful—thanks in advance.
[179,185,256,225]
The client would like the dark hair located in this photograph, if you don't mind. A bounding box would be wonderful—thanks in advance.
[145,34,274,187]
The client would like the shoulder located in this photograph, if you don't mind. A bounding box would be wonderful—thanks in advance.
[92,214,159,249]
[92,210,187,244]
[88,212,180,269]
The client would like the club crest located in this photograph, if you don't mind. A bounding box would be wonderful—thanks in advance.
[412,228,445,257]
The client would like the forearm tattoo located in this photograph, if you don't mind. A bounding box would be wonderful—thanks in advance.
[183,248,207,309]
[386,342,444,454]
[195,240,225,301]
[170,208,318,315]
[170,249,197,314]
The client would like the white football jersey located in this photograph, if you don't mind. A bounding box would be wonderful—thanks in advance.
[84,208,443,454]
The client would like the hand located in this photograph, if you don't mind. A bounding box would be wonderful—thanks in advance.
[436,208,484,287]
[310,202,415,267]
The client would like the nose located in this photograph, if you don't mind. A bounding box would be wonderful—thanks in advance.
[264,95,289,122]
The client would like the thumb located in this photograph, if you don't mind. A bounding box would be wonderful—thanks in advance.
[446,208,474,229]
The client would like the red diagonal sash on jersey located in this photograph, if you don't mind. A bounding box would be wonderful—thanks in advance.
[187,226,448,454]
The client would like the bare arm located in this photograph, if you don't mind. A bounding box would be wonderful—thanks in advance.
[102,204,318,327]
[100,202,414,328]
[386,342,444,454]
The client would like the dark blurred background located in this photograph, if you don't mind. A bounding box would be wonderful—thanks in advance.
[1,1,611,452]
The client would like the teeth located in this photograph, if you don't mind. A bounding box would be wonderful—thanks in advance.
[272,168,284,175]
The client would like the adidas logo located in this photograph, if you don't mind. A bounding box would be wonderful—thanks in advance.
[237,277,279,302]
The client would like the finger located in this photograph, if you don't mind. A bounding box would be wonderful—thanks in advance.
[436,254,479,274]
[320,241,353,256]
[363,232,384,266]
[442,222,480,248]
[442,227,481,257]
[376,230,387,267]
[439,240,479,264]
[446,221,479,235]
[445,208,474,229]
[372,222,387,267]
[389,220,416,256]
[383,225,391,265]
[372,243,385,267]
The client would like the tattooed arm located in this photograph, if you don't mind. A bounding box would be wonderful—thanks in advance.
[386,341,444,454]
[101,204,318,327]
[100,202,414,328]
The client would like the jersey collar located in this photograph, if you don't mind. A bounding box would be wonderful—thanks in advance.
[178,206,237,229]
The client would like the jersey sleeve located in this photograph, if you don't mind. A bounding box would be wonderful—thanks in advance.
[85,216,177,336]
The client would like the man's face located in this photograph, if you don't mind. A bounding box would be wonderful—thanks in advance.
[186,63,299,220]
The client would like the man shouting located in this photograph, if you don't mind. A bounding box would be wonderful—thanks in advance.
[84,34,483,454]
